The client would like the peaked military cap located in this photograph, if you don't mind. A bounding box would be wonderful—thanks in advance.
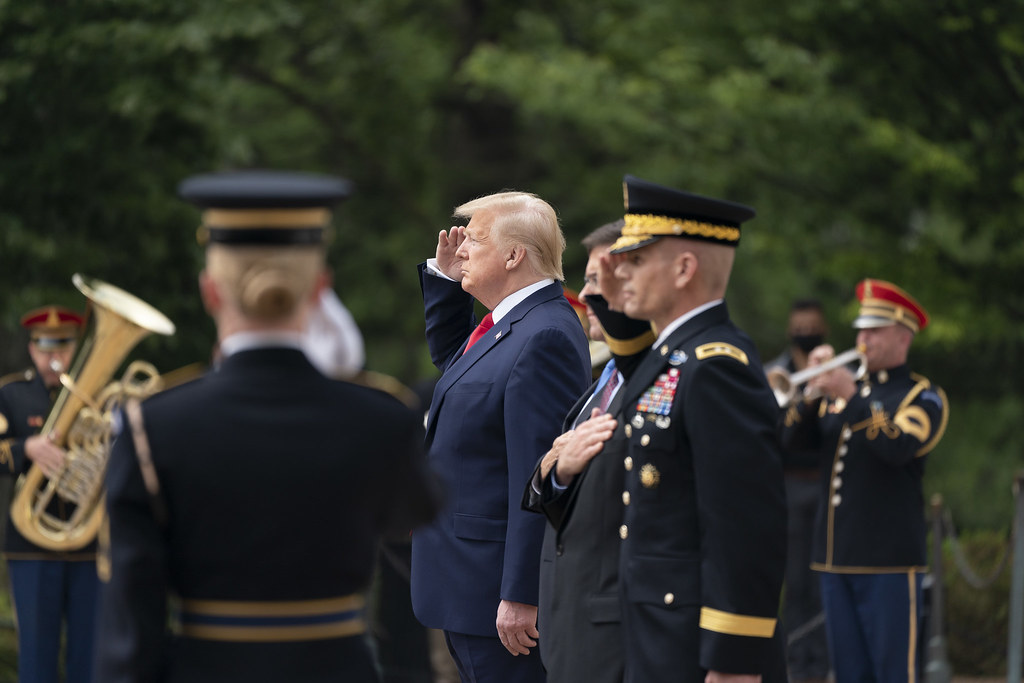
[20,306,84,349]
[853,278,929,333]
[610,175,756,253]
[179,170,353,246]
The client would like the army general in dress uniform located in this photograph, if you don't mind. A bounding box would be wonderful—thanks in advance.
[780,279,948,683]
[0,307,100,683]
[595,176,788,683]
[92,170,442,683]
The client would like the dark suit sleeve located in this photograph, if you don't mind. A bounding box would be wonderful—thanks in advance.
[418,262,477,370]
[93,413,169,683]
[501,327,590,605]
[686,356,787,671]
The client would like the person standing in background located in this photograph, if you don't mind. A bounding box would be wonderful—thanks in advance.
[764,299,831,683]
[413,190,591,683]
[0,306,97,683]
[781,278,948,683]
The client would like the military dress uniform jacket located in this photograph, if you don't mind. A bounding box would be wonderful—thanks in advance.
[780,364,948,571]
[614,303,787,682]
[0,368,97,559]
[93,347,441,683]
[411,265,591,637]
[521,380,629,683]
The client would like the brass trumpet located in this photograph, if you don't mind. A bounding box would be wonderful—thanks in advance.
[767,346,868,408]
[10,274,175,551]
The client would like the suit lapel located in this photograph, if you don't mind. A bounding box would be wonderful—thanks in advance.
[425,282,566,439]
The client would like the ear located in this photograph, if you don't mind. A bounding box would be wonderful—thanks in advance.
[505,244,528,271]
[198,270,221,315]
[673,251,698,289]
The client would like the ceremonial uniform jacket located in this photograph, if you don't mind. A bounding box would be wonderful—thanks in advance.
[780,364,948,571]
[614,303,787,682]
[412,266,591,637]
[0,368,97,559]
[521,378,628,683]
[93,347,441,683]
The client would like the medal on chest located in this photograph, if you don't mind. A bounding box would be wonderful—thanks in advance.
[636,368,679,417]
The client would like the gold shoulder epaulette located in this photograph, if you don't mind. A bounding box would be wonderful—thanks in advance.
[347,370,420,410]
[695,342,749,366]
[0,368,34,389]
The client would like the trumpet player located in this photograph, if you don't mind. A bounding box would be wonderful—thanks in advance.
[0,306,100,683]
[780,279,949,683]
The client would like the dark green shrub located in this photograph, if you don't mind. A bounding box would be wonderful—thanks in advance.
[938,528,1014,675]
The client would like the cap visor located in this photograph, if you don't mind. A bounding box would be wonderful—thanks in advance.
[609,234,663,254]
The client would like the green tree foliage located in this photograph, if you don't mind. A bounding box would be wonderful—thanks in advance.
[0,0,1020,528]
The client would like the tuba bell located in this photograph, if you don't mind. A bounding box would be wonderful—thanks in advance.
[10,274,175,552]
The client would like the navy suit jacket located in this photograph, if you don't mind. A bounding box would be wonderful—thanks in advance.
[411,264,591,637]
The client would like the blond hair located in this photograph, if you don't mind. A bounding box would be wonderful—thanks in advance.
[206,244,324,321]
[455,191,565,281]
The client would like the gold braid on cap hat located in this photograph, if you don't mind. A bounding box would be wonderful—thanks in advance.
[623,213,740,243]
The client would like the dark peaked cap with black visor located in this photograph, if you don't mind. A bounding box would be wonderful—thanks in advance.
[609,174,755,254]
[179,169,353,246]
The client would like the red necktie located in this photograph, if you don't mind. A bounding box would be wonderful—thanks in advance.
[463,313,494,354]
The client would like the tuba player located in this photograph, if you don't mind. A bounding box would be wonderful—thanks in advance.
[0,306,97,683]
[93,170,442,683]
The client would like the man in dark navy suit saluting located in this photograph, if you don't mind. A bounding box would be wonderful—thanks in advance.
[412,191,591,683]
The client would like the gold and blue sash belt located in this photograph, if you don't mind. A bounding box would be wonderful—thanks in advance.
[172,594,366,642]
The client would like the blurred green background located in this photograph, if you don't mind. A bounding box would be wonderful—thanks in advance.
[0,0,1022,676]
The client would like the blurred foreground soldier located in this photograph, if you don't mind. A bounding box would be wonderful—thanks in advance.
[598,175,787,683]
[764,299,831,682]
[781,279,948,683]
[0,307,98,683]
[413,191,590,683]
[93,170,441,683]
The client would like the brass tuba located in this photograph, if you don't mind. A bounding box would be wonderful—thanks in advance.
[10,274,175,551]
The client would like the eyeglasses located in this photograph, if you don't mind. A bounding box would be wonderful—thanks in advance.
[582,275,598,288]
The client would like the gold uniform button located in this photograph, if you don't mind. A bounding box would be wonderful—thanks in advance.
[660,344,669,356]
[860,385,871,398]
[625,424,632,438]
[832,493,842,507]
[619,525,628,539]
[835,461,845,473]
[663,593,674,605]
[622,491,630,505]
[624,456,633,471]
[838,445,848,457]
[832,477,843,490]
[640,434,650,446]
[842,428,853,441]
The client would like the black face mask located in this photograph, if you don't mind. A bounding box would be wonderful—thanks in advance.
[791,334,825,353]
